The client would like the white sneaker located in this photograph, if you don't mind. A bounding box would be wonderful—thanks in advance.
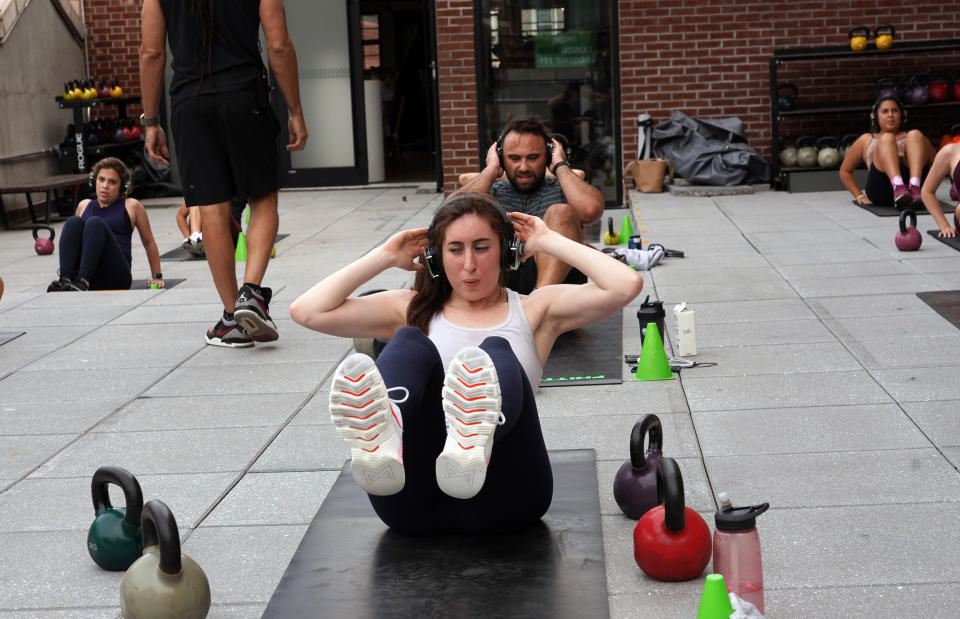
[436,346,502,499]
[330,353,405,496]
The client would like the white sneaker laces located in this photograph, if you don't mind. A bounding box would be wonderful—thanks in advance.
[386,386,409,429]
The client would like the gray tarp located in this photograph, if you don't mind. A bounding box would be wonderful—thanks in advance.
[652,111,770,186]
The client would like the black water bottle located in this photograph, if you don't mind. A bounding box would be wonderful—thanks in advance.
[636,295,665,345]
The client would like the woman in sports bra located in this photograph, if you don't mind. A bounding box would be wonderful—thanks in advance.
[46,157,164,292]
[290,193,644,534]
[919,141,960,237]
[839,96,936,208]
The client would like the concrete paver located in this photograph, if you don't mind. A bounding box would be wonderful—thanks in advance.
[2,185,959,617]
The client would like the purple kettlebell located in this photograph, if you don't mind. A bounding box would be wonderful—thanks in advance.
[33,224,55,255]
[613,414,664,519]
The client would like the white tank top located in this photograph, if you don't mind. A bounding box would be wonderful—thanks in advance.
[427,289,542,386]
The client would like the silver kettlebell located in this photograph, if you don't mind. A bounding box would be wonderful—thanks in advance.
[779,137,798,168]
[816,136,841,168]
[796,135,818,168]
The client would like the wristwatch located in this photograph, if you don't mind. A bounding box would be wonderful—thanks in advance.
[152,272,163,280]
[552,160,571,175]
[139,113,160,127]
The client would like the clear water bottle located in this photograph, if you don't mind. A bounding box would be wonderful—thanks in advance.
[713,492,770,614]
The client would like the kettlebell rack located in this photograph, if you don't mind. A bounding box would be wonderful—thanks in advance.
[55,96,142,174]
[769,38,960,190]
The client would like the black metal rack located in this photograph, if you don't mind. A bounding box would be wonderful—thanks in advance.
[56,96,142,173]
[768,38,960,190]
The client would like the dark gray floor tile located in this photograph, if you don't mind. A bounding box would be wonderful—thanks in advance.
[0,434,78,479]
[687,342,861,377]
[684,371,891,411]
[0,399,123,434]
[144,361,331,396]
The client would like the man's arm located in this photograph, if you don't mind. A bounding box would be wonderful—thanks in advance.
[260,0,307,151]
[551,140,604,226]
[138,0,169,165]
[450,142,502,198]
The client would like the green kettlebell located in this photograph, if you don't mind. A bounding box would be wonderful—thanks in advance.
[120,500,211,619]
[87,466,144,571]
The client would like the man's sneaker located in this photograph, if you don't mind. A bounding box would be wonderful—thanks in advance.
[61,278,88,292]
[436,346,502,499]
[205,318,254,348]
[908,184,922,207]
[330,353,405,496]
[234,284,278,342]
[893,183,911,208]
[47,277,68,292]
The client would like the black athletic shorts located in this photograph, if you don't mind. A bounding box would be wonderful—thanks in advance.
[171,88,281,206]
[865,162,930,206]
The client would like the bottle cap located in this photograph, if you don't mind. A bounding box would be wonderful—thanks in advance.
[715,495,769,531]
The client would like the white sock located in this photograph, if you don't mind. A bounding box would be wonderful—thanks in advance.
[189,231,202,243]
[909,177,921,187]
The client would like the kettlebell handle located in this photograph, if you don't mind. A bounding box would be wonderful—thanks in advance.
[899,208,917,234]
[777,83,798,98]
[629,414,663,469]
[656,457,686,532]
[32,224,55,242]
[873,23,894,38]
[848,25,870,39]
[141,499,182,575]
[91,466,143,528]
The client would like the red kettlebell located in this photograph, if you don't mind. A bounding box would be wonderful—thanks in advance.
[895,209,922,251]
[928,72,950,104]
[613,414,663,519]
[33,224,55,255]
[633,457,712,581]
[952,72,960,102]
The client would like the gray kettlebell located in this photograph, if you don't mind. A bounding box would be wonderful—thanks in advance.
[839,133,859,160]
[795,136,818,168]
[778,137,798,168]
[816,136,841,168]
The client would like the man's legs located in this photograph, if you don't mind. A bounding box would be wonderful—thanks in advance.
[535,202,583,288]
[198,201,237,312]
[241,192,278,286]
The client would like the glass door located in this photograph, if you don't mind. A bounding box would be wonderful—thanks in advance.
[476,0,619,203]
[274,0,368,186]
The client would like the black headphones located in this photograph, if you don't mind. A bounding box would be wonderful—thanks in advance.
[88,161,131,197]
[496,126,555,169]
[870,96,907,129]
[422,194,525,279]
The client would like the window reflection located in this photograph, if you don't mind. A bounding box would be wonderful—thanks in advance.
[478,0,617,203]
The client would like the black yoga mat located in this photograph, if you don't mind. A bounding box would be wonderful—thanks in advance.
[160,233,289,261]
[855,201,928,217]
[129,278,184,290]
[541,312,623,386]
[0,332,25,347]
[917,290,960,330]
[262,449,608,619]
[926,230,960,252]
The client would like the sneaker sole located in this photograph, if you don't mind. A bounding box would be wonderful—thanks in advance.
[204,332,254,348]
[436,346,501,500]
[234,309,279,342]
[894,191,913,209]
[330,353,404,496]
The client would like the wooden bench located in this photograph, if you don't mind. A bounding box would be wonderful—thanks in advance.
[0,173,87,229]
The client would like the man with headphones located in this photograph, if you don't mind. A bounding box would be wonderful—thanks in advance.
[46,157,164,292]
[455,115,605,292]
[840,96,936,208]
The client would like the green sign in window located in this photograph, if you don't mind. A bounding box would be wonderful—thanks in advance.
[534,32,595,69]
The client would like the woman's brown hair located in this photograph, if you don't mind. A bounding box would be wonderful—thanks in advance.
[406,193,514,334]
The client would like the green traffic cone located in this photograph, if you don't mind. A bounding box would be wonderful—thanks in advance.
[633,323,674,381]
[696,574,735,618]
[235,231,247,262]
[619,214,634,244]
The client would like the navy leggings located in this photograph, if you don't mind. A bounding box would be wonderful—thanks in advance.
[58,216,132,290]
[367,327,553,535]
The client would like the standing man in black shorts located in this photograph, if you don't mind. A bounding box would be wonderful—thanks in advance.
[455,115,604,291]
[139,0,308,347]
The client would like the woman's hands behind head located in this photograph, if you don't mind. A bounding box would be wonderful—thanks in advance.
[384,227,429,272]
[507,211,550,260]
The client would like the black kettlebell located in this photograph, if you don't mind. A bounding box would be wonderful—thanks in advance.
[120,500,211,619]
[613,414,664,520]
[776,83,798,111]
[895,209,922,251]
[87,466,144,571]
[33,225,55,255]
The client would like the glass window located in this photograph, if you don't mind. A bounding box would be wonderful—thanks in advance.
[477,0,618,203]
[362,14,380,70]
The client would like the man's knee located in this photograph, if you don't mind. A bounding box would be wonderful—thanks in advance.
[543,202,580,233]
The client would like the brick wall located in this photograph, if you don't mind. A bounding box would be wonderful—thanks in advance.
[435,0,478,195]
[617,0,960,168]
[84,0,143,121]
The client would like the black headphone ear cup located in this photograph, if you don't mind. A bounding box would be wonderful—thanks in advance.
[423,246,440,279]
[88,170,95,189]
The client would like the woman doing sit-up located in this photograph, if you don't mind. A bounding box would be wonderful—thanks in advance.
[840,96,936,208]
[290,193,643,534]
[920,141,960,238]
